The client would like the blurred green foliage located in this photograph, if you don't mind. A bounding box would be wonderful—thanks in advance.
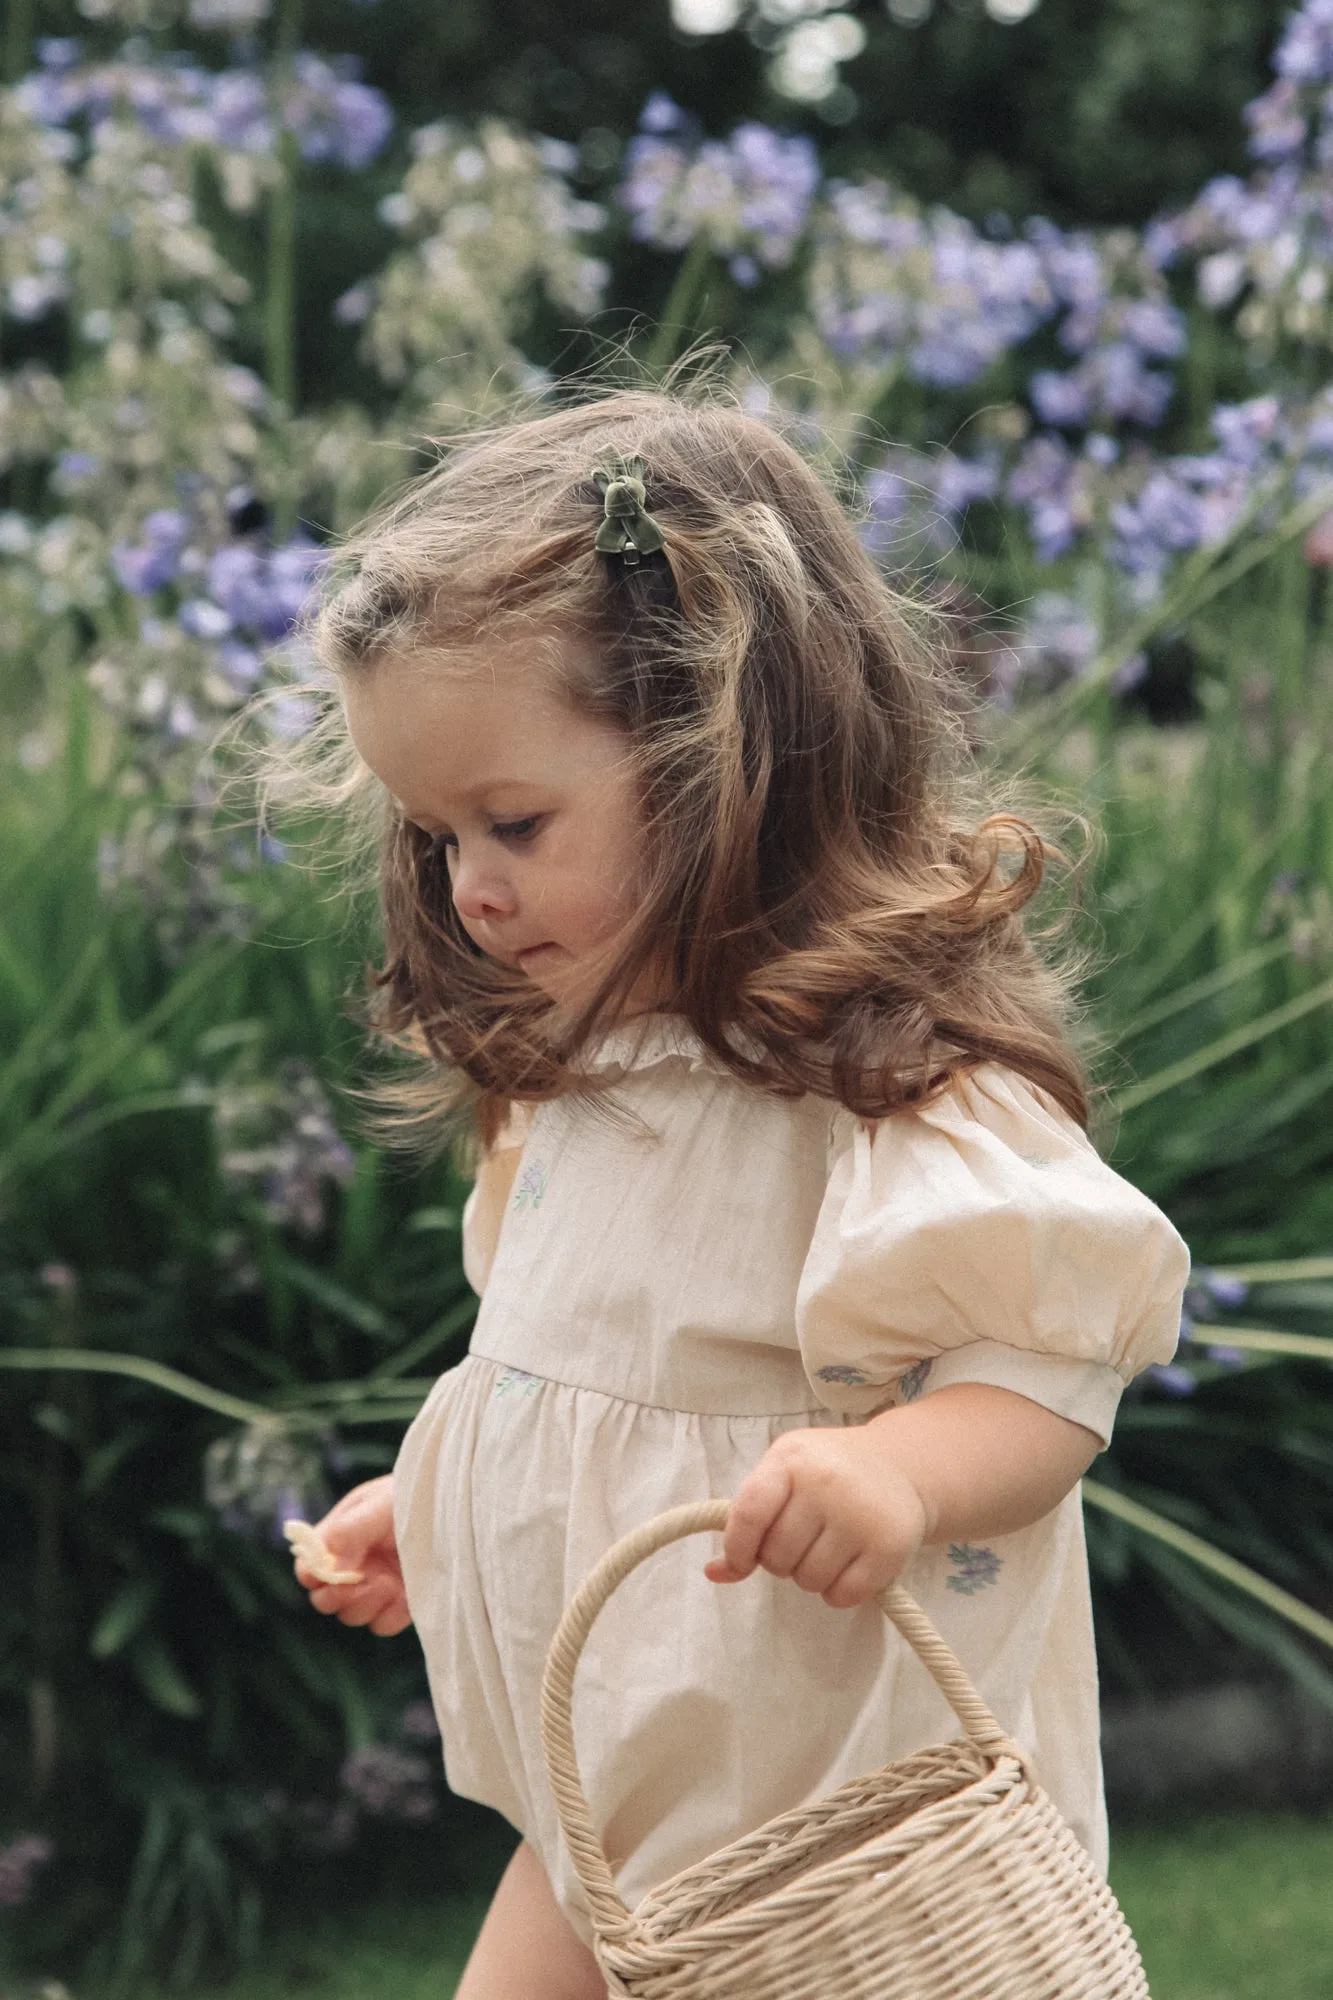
[5,0,1333,1985]
[1,694,479,1985]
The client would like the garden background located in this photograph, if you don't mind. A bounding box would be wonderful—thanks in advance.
[4,0,1333,1991]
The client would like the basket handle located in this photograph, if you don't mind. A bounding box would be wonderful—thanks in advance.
[538,1497,1022,1935]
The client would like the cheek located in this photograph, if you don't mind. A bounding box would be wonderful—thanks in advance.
[592,824,647,917]
[551,826,643,932]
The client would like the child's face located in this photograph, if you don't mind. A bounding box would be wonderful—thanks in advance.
[343,639,657,1016]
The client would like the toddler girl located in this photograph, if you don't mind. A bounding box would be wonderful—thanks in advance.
[287,390,1188,2000]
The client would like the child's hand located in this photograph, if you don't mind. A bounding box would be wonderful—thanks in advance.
[291,1474,412,1636]
[704,1426,928,1611]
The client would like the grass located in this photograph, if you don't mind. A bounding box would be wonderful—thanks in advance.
[1110,1813,1333,2000]
[159,1896,489,2000]
[61,1812,1331,2000]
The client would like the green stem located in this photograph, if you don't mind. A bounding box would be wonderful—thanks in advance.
[0,941,240,1192]
[1114,968,1333,1113]
[1,1349,285,1430]
[644,236,715,378]
[1115,937,1295,1043]
[266,137,299,419]
[29,1284,79,1800]
[1083,1478,1333,1655]
[0,1350,435,1432]
[5,0,33,85]
[264,0,304,424]
[1186,1323,1333,1362]
[1214,1256,1333,1283]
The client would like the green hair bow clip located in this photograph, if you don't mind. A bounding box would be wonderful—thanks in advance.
[592,456,666,565]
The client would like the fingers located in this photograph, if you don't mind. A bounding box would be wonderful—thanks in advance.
[367,1598,414,1637]
[790,1526,860,1598]
[703,1429,916,1608]
[307,1571,412,1633]
[331,1576,396,1628]
[706,1456,794,1582]
[822,1556,883,1611]
[292,1476,410,1634]
[309,1475,396,1570]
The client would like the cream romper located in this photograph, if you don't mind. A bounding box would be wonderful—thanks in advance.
[394,1014,1190,1948]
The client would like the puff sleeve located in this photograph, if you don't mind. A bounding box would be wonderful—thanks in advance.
[795,1064,1190,1450]
[460,1103,535,1296]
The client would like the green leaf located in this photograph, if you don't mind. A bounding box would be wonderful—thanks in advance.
[1116,937,1294,1043]
[129,1635,202,1718]
[0,928,109,1126]
[272,1254,395,1340]
[1188,1323,1333,1363]
[369,1291,477,1380]
[406,1206,460,1233]
[146,1505,211,1541]
[1084,1479,1333,1655]
[0,938,241,1187]
[91,1574,161,1659]
[1135,1542,1333,1715]
[0,1346,282,1427]
[1115,970,1333,1114]
[1217,1257,1333,1284]
[80,1423,152,1496]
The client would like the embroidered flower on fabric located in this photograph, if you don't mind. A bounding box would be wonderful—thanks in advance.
[898,1358,932,1403]
[494,1367,542,1399]
[512,1160,548,1211]
[946,1543,1003,1594]
[814,1363,870,1386]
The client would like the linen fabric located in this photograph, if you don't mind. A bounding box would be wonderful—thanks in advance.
[394,1015,1189,1947]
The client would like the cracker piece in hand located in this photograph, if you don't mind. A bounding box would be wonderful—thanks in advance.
[284,1518,364,1587]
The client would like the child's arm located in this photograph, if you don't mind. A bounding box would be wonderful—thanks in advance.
[705,1385,1100,1609]
[292,1474,412,1636]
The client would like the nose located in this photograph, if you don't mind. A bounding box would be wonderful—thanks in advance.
[449,847,518,928]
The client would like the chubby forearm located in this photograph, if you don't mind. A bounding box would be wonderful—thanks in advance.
[865,1382,1102,1546]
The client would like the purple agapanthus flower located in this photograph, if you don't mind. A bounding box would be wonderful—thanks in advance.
[620,103,818,274]
[639,90,690,136]
[1110,471,1206,575]
[1274,0,1333,86]
[203,535,326,640]
[285,54,393,169]
[340,1745,436,1822]
[112,510,190,595]
[1244,78,1309,161]
[1187,1266,1252,1313]
[932,453,1000,519]
[1007,436,1086,562]
[1144,1362,1199,1397]
[1212,395,1282,468]
[1031,369,1091,429]
[0,1835,54,1909]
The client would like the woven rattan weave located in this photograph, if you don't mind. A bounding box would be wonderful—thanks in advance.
[540,1499,1150,1999]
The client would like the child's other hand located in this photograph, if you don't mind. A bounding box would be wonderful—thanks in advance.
[704,1426,928,1610]
[293,1474,412,1636]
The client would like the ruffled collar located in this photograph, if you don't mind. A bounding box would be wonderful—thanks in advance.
[572,1012,714,1078]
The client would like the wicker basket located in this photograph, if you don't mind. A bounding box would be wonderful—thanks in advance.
[540,1498,1151,1999]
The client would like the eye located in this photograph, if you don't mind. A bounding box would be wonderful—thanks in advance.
[491,816,542,842]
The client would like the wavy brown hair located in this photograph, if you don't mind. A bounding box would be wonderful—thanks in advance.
[260,385,1091,1151]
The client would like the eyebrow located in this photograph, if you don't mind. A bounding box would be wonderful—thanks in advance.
[399,783,550,822]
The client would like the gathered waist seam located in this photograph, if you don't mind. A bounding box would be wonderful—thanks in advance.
[466,1346,832,1422]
